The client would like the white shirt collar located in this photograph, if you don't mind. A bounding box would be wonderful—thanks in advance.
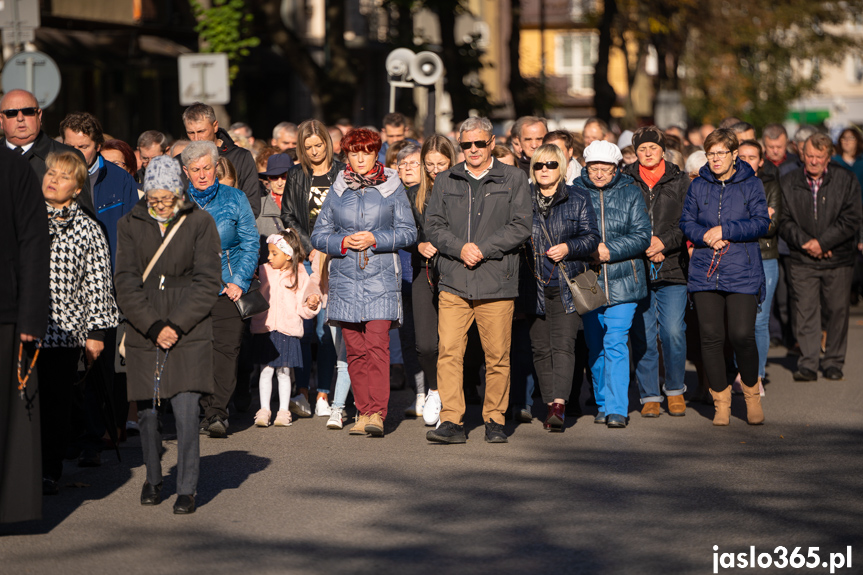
[466,157,495,180]
[5,140,35,153]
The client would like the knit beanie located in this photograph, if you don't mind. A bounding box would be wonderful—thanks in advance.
[144,155,184,196]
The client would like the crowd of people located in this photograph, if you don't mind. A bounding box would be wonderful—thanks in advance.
[2,88,862,521]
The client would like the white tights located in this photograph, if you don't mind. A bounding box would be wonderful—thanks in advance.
[259,366,292,413]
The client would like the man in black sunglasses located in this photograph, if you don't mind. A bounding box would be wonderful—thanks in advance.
[424,116,532,445]
[0,90,93,215]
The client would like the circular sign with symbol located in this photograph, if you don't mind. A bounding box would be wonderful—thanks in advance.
[1,50,62,108]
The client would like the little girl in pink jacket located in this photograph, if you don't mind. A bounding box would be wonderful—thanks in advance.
[251,231,321,427]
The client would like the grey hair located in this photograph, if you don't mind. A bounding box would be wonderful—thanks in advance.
[396,143,421,163]
[181,140,219,167]
[685,150,707,176]
[272,121,297,140]
[459,117,493,138]
[794,125,819,146]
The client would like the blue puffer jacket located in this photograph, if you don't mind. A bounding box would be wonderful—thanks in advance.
[574,169,651,306]
[680,159,770,300]
[311,167,417,325]
[194,183,259,293]
[528,183,601,315]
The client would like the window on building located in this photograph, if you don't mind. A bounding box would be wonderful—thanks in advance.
[557,33,598,95]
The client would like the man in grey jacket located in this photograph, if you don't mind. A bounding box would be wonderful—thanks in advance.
[424,117,532,444]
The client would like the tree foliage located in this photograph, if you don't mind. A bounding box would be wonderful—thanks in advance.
[190,0,261,82]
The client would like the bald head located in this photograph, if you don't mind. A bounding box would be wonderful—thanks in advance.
[0,89,42,147]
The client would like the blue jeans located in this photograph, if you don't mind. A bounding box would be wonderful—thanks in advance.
[631,284,688,403]
[755,258,779,378]
[298,261,337,394]
[329,325,353,409]
[583,302,637,418]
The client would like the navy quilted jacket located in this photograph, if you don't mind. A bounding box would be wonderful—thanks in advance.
[680,159,769,300]
[311,168,417,325]
[574,169,651,306]
[527,183,600,315]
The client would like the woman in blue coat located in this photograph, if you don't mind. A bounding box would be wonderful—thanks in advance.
[182,141,259,439]
[311,129,416,437]
[680,129,770,426]
[526,144,600,431]
[576,141,651,429]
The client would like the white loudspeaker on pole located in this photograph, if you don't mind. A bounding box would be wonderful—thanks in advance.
[385,49,444,115]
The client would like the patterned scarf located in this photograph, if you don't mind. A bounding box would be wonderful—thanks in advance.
[343,162,387,190]
[188,178,220,209]
[46,201,78,235]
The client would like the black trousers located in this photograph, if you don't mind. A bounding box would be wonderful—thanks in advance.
[528,286,582,403]
[37,347,82,480]
[200,295,244,422]
[411,266,439,392]
[80,327,117,453]
[692,291,759,392]
[789,264,854,373]
[138,392,201,496]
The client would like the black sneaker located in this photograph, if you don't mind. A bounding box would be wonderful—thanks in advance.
[426,421,467,444]
[792,368,817,382]
[208,418,228,438]
[484,420,508,443]
[823,367,844,380]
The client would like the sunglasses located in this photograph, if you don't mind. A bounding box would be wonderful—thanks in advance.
[1,107,39,118]
[458,137,493,151]
[267,173,288,181]
[533,161,559,171]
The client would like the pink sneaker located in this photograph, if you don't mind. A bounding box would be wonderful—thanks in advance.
[274,410,293,427]
[254,409,270,427]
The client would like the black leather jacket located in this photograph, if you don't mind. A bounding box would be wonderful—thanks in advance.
[280,160,346,255]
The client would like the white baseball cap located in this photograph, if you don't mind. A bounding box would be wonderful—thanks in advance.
[583,140,623,165]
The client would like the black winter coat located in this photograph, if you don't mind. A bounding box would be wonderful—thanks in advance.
[425,159,533,300]
[280,161,345,255]
[623,161,689,285]
[757,166,782,260]
[114,201,222,401]
[779,163,863,269]
[0,146,49,524]
[216,128,261,218]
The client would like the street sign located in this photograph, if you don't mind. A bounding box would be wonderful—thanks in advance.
[0,0,40,45]
[178,53,230,106]
[1,50,61,108]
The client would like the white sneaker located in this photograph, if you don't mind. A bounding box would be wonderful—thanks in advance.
[423,390,441,426]
[289,394,312,418]
[405,393,425,417]
[326,407,344,430]
[315,396,332,417]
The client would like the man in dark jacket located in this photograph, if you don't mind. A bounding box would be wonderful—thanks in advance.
[424,116,532,444]
[0,89,93,214]
[0,146,50,523]
[780,133,863,381]
[624,127,690,418]
[182,102,261,217]
[511,116,548,175]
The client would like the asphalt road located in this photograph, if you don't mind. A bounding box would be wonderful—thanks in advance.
[2,308,862,575]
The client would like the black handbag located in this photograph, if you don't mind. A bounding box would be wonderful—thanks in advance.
[226,252,270,319]
[537,212,607,315]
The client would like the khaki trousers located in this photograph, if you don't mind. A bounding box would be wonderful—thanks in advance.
[436,290,514,425]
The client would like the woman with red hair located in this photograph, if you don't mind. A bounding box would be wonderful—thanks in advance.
[311,128,417,437]
[102,139,138,177]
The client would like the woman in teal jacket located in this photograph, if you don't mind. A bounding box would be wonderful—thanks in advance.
[181,141,258,438]
[574,141,651,428]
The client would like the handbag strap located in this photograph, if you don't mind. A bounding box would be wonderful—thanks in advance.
[142,215,187,283]
[534,203,575,287]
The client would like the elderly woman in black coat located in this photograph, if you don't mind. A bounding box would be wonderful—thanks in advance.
[115,156,222,514]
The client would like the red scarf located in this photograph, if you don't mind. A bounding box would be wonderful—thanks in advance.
[639,159,666,190]
[343,161,387,190]
[270,191,283,209]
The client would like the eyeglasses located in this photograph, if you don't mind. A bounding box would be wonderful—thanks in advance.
[398,161,420,168]
[586,165,616,175]
[425,162,450,173]
[147,197,176,208]
[267,173,288,181]
[1,107,39,118]
[458,138,493,151]
[705,150,731,160]
[533,161,559,171]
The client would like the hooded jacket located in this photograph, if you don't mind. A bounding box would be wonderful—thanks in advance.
[424,159,533,300]
[779,162,862,270]
[310,167,416,325]
[215,127,261,218]
[574,168,651,306]
[680,159,770,300]
[623,160,689,285]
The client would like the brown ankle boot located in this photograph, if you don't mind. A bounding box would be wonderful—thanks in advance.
[741,378,764,425]
[709,387,731,426]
